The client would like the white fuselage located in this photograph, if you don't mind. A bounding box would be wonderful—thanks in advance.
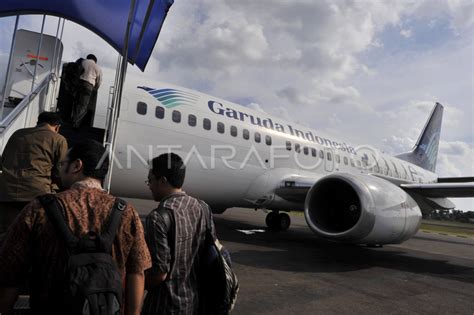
[109,82,437,211]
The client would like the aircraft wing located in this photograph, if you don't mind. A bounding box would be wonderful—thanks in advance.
[437,177,474,183]
[275,175,474,203]
[400,182,474,198]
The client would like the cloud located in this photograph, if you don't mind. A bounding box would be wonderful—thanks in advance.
[246,102,266,113]
[439,140,471,156]
[382,135,416,155]
[446,0,474,33]
[153,0,398,104]
[400,29,413,38]
[437,140,473,176]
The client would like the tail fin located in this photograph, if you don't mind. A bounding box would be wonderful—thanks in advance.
[396,103,443,172]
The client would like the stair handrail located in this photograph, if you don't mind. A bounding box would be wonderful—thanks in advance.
[0,73,53,134]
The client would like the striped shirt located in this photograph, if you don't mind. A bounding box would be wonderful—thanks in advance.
[142,192,215,315]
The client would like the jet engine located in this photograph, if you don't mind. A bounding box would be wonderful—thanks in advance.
[304,173,422,245]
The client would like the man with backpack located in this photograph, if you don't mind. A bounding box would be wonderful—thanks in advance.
[142,153,238,315]
[0,140,151,315]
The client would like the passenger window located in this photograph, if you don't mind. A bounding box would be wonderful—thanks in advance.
[137,102,147,115]
[327,152,332,161]
[172,110,181,123]
[344,157,348,165]
[335,155,340,163]
[188,114,196,127]
[231,126,238,137]
[295,143,301,153]
[319,150,324,159]
[286,141,292,151]
[243,129,250,140]
[255,132,261,143]
[311,148,317,157]
[155,106,165,119]
[203,118,211,130]
[302,147,308,155]
[217,122,225,134]
[265,135,272,146]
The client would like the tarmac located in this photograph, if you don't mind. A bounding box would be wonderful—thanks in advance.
[130,198,474,315]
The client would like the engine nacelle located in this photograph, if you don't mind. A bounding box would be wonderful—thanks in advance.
[304,173,422,245]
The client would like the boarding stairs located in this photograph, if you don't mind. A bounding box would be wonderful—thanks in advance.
[0,71,118,159]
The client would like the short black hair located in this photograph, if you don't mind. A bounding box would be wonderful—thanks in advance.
[68,140,109,180]
[151,153,186,188]
[37,111,62,126]
[86,54,97,63]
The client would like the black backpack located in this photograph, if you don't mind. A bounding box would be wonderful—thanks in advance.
[38,194,127,315]
[198,202,239,315]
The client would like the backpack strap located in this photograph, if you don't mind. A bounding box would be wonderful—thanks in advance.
[38,194,78,251]
[156,207,172,232]
[100,198,127,252]
[199,201,214,241]
[156,206,175,279]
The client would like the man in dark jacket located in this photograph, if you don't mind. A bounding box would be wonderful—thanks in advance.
[0,112,68,240]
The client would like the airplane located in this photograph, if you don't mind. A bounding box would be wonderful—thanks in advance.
[63,80,474,246]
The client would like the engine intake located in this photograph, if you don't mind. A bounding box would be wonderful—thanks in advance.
[307,178,361,233]
[304,173,422,244]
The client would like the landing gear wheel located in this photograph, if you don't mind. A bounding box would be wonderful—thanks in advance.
[265,212,278,229]
[265,212,291,230]
[278,213,291,231]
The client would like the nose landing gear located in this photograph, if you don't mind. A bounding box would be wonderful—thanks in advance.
[265,211,291,231]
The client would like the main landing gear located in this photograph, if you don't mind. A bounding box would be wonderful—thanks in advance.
[265,211,291,231]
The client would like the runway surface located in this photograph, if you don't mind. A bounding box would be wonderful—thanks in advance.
[128,199,474,315]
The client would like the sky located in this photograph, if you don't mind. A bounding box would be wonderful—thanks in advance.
[0,0,473,210]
